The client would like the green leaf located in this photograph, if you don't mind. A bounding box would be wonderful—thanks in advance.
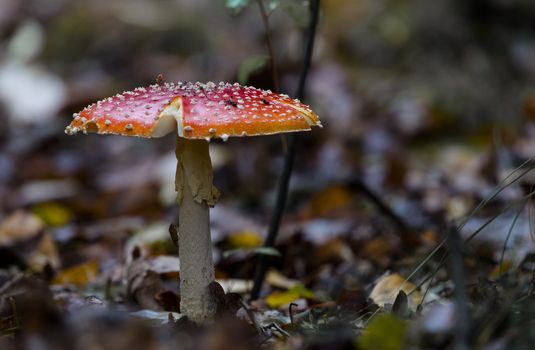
[237,55,269,84]
[226,0,251,15]
[359,314,407,350]
[222,246,280,259]
[252,246,281,257]
[31,202,72,227]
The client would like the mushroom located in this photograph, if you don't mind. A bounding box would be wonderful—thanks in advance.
[65,81,322,323]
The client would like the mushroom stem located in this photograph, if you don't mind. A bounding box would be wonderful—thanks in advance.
[175,137,219,323]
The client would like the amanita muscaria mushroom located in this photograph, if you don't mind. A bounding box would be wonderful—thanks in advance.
[65,81,321,323]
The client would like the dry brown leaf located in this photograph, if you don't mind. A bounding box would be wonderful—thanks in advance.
[0,210,44,245]
[362,237,394,265]
[265,269,299,290]
[126,254,181,311]
[52,261,99,288]
[216,279,253,294]
[300,185,352,218]
[315,237,355,265]
[369,273,422,311]
[27,232,60,270]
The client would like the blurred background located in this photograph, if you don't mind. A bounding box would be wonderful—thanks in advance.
[1,0,535,348]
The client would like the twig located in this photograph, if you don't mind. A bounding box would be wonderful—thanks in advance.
[499,201,525,276]
[255,0,279,91]
[347,177,409,237]
[240,300,261,332]
[264,323,291,338]
[289,302,298,324]
[413,187,535,302]
[250,0,321,301]
[405,161,534,288]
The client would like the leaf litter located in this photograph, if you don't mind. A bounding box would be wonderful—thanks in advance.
[1,0,535,349]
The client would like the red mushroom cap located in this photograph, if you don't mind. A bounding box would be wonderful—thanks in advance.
[65,82,322,140]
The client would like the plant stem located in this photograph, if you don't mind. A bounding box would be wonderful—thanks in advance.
[176,138,216,323]
[447,227,470,350]
[250,0,321,301]
[256,0,280,91]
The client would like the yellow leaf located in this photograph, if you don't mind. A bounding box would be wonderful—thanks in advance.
[52,261,98,288]
[490,260,512,279]
[370,274,422,311]
[359,314,407,350]
[265,284,314,309]
[227,230,262,249]
[31,202,72,227]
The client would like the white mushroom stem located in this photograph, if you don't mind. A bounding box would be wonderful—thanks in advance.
[175,137,220,323]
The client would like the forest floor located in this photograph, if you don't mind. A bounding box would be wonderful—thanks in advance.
[1,1,535,349]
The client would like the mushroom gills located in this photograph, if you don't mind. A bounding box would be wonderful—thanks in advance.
[153,97,184,137]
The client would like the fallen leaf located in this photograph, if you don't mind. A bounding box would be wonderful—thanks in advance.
[227,230,262,249]
[315,237,355,264]
[216,279,253,294]
[126,254,181,311]
[26,232,60,270]
[124,223,171,265]
[362,237,394,265]
[369,273,422,311]
[209,281,242,318]
[265,284,315,309]
[0,210,44,245]
[359,314,407,350]
[266,269,299,290]
[31,202,72,227]
[52,261,99,288]
[300,185,352,218]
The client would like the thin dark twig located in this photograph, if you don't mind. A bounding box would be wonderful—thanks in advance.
[406,163,534,287]
[289,302,298,324]
[447,227,470,350]
[348,177,409,235]
[240,300,261,332]
[499,201,525,275]
[250,0,321,301]
[412,187,535,301]
[255,0,279,91]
